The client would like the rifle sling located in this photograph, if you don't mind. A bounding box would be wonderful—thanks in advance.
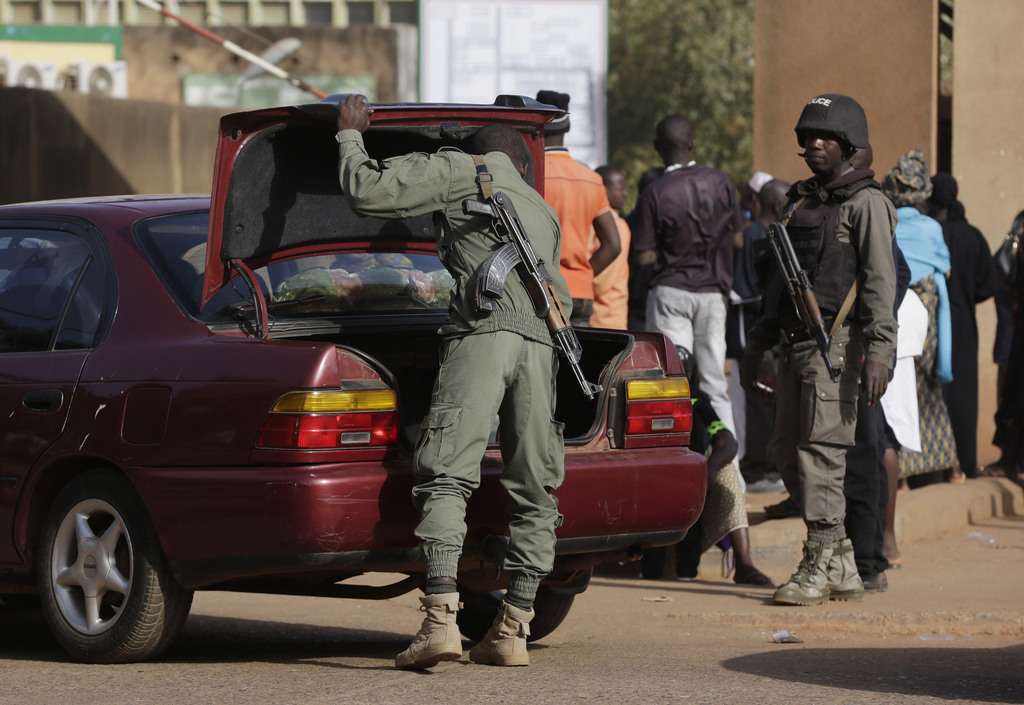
[472,155,494,199]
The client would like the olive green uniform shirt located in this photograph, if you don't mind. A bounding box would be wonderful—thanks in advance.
[745,178,898,367]
[336,129,571,345]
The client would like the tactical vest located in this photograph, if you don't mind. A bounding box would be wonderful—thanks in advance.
[784,171,879,318]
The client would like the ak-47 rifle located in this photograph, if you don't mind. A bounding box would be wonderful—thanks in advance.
[765,221,844,382]
[463,191,603,400]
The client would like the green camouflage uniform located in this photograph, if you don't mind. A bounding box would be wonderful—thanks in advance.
[337,130,571,600]
[742,172,897,544]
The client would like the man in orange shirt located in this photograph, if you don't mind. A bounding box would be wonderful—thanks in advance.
[590,165,631,329]
[536,90,621,325]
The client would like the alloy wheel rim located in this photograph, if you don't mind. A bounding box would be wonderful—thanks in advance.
[50,498,134,635]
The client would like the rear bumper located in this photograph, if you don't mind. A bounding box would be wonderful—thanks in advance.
[169,529,690,589]
[132,446,705,589]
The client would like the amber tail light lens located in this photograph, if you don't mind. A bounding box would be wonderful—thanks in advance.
[257,389,399,449]
[624,378,693,436]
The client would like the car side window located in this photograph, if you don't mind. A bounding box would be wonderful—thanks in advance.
[55,255,106,350]
[0,231,96,353]
[134,211,208,316]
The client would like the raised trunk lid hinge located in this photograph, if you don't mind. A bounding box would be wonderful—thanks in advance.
[229,258,269,340]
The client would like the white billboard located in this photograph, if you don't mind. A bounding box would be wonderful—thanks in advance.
[420,0,608,168]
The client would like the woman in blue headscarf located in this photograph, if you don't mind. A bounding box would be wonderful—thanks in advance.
[881,148,958,483]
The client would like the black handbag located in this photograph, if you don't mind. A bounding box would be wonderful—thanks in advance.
[995,213,1024,284]
[994,232,1018,283]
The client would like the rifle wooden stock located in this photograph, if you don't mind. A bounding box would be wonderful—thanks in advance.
[545,282,573,337]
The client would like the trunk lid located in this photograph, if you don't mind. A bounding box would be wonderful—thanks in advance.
[201,94,563,309]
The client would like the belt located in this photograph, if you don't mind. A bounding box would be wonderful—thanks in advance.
[781,317,848,345]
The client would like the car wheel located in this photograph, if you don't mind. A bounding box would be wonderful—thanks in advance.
[457,585,576,643]
[37,470,194,663]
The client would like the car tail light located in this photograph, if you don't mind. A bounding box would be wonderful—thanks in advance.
[257,388,399,449]
[624,377,693,446]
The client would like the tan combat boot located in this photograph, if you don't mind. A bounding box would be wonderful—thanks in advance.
[773,541,833,606]
[395,593,463,669]
[468,601,533,667]
[827,538,865,601]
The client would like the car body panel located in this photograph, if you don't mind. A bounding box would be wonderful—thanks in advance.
[127,443,704,589]
[0,351,86,563]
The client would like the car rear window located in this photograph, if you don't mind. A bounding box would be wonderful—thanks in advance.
[136,211,454,323]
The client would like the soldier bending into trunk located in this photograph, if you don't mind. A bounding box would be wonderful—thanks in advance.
[336,94,570,668]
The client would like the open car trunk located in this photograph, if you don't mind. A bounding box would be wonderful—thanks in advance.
[292,325,636,445]
[199,94,641,444]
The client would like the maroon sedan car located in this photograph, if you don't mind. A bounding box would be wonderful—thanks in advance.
[0,95,705,663]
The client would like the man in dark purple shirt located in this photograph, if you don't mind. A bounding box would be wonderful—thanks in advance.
[629,115,743,431]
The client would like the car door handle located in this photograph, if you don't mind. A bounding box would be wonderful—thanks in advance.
[22,389,64,414]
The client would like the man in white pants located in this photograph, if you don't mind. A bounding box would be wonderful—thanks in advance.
[629,114,743,431]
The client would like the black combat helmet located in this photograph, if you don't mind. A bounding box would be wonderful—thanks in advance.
[794,94,870,151]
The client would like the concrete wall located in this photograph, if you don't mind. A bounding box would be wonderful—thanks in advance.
[123,25,401,104]
[753,0,937,185]
[0,25,404,204]
[0,86,228,203]
[950,1,1024,460]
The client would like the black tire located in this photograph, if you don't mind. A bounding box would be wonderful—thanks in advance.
[457,585,577,643]
[456,588,503,643]
[528,587,576,641]
[37,470,194,663]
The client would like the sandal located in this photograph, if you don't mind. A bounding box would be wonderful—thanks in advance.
[762,496,799,519]
[979,464,1015,478]
[733,565,773,585]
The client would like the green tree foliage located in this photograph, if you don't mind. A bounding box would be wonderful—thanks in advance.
[607,0,754,206]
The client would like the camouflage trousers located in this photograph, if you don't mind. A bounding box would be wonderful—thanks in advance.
[769,325,863,543]
[412,330,566,584]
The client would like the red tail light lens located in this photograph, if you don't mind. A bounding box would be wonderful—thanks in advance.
[624,377,693,440]
[257,388,399,449]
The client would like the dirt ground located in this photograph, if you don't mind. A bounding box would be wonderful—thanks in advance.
[2,513,1022,705]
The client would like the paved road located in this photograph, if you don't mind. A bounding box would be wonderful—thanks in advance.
[2,498,1022,705]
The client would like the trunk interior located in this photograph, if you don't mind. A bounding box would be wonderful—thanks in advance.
[322,326,634,445]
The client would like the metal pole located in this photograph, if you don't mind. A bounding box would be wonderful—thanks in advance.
[134,0,328,100]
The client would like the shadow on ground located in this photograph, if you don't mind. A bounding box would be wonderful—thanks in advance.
[723,643,1024,703]
[0,603,412,665]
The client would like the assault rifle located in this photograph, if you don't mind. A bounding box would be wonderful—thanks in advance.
[766,221,844,382]
[463,191,603,400]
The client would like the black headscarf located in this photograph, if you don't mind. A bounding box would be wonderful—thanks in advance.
[929,172,966,221]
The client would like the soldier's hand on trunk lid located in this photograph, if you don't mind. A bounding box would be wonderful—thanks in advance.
[337,94,372,134]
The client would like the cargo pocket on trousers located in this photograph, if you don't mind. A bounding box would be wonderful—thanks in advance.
[803,379,857,447]
[413,403,463,477]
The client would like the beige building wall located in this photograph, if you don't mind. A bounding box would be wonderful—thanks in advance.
[951,1,1024,463]
[753,0,937,186]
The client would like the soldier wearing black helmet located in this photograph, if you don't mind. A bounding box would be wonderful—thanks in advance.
[740,94,898,606]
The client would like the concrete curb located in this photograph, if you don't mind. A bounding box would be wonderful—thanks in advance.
[746,477,1024,560]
